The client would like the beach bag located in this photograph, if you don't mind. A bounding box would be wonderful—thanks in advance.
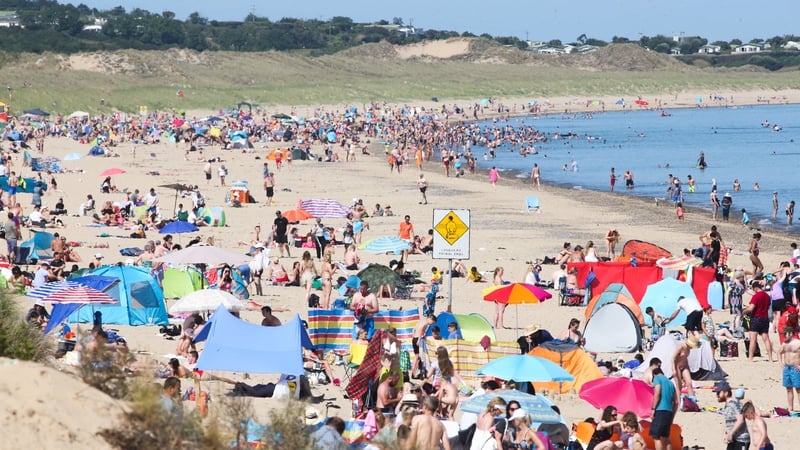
[308,293,320,308]
[681,395,701,412]
[744,338,761,358]
[720,341,738,358]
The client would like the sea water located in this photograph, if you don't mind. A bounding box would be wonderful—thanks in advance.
[469,104,800,232]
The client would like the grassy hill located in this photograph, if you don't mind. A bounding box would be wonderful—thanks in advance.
[1,40,798,115]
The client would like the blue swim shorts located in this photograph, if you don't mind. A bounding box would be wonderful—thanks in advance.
[782,365,800,388]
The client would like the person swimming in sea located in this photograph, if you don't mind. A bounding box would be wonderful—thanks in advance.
[697,151,707,169]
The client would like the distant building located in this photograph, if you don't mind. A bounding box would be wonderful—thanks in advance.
[575,44,599,54]
[697,44,721,54]
[783,41,800,50]
[82,25,103,32]
[536,47,563,55]
[670,48,682,56]
[0,11,20,28]
[733,44,762,54]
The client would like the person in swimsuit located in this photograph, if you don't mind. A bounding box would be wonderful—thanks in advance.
[300,251,318,304]
[319,244,336,308]
[266,257,289,285]
[507,409,545,450]
[586,405,623,450]
[470,396,506,450]
[742,401,772,450]
[609,167,617,192]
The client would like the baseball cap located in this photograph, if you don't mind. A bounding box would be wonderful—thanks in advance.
[94,253,104,259]
[712,381,731,393]
[510,408,529,421]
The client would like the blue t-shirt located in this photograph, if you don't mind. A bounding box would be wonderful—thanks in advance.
[653,374,676,412]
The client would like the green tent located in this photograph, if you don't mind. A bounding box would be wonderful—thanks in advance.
[162,266,204,299]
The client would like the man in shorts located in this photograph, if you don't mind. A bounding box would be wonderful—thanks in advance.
[665,295,704,337]
[744,279,774,362]
[650,367,678,450]
[411,314,436,379]
[272,210,290,258]
[3,211,20,262]
[263,172,275,206]
[779,326,800,410]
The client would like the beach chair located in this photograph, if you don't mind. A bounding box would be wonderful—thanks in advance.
[343,343,368,382]
[525,196,541,213]
[558,276,582,306]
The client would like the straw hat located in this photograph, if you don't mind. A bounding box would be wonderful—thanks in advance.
[304,406,324,425]
[685,335,700,349]
[524,324,541,335]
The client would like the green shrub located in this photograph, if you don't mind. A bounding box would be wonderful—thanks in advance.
[0,289,52,361]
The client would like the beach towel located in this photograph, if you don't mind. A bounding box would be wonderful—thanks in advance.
[345,329,386,402]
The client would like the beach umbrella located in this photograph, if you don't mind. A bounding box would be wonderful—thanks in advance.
[356,264,400,294]
[634,99,649,106]
[63,152,83,161]
[615,99,624,105]
[459,390,562,423]
[579,377,654,419]
[298,199,351,218]
[476,355,574,383]
[282,208,314,223]
[639,278,698,326]
[271,113,291,119]
[159,183,192,210]
[159,220,199,235]
[169,289,247,314]
[41,286,117,304]
[27,280,89,300]
[154,245,251,266]
[99,167,125,177]
[358,236,411,254]
[482,283,552,329]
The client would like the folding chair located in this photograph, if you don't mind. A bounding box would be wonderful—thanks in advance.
[343,343,367,382]
[558,276,582,306]
[525,196,541,213]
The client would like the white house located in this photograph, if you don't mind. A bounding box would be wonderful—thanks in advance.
[697,44,721,54]
[783,41,800,50]
[733,44,762,53]
[0,11,20,27]
[536,47,563,55]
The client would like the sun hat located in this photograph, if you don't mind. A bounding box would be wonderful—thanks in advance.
[685,335,700,349]
[304,406,324,425]
[510,408,529,421]
[524,324,541,335]
[94,253,104,259]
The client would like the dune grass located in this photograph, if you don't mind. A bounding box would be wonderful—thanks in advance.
[2,49,799,115]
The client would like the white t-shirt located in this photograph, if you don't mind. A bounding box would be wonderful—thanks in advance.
[677,296,702,314]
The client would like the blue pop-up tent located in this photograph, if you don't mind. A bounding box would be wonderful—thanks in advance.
[70,265,168,326]
[194,305,313,375]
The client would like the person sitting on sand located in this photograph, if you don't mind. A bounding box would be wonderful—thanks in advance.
[468,266,485,282]
[266,257,290,285]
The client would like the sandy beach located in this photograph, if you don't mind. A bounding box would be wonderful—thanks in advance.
[4,87,800,449]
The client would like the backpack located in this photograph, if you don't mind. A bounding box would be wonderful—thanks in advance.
[308,293,320,308]
[159,324,182,337]
[681,395,701,412]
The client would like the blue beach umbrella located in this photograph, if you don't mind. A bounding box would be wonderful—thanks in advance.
[476,355,575,383]
[358,236,411,254]
[638,277,698,326]
[460,390,562,423]
[338,275,361,296]
[159,220,199,235]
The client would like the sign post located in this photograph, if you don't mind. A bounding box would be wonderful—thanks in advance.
[432,209,470,312]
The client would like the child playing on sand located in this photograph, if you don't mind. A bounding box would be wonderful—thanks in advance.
[676,202,684,222]
[489,166,499,187]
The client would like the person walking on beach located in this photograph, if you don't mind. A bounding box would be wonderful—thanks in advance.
[650,367,678,450]
[203,161,212,185]
[263,171,275,206]
[717,381,750,450]
[741,402,772,450]
[218,164,227,187]
[721,192,733,222]
[610,167,617,192]
[489,166,499,187]
[772,192,779,220]
[749,232,764,274]
[676,202,685,223]
[786,200,795,226]
[531,163,541,189]
[417,173,428,204]
[778,326,800,411]
[743,277,774,362]
[711,190,721,221]
[605,228,620,259]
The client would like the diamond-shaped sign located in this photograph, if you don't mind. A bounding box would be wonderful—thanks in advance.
[434,211,469,245]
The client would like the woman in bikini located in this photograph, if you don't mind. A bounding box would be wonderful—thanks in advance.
[320,244,336,308]
[300,251,318,304]
[492,266,510,329]
[266,257,290,285]
[507,409,545,450]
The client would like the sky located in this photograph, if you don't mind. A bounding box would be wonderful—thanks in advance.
[66,0,794,43]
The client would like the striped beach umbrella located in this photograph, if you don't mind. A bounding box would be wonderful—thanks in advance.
[358,236,411,254]
[297,199,351,218]
[41,286,118,304]
[27,281,86,300]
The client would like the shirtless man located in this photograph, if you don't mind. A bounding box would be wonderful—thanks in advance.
[779,326,800,410]
[376,371,401,413]
[263,172,275,206]
[741,402,772,450]
[411,314,436,379]
[351,281,379,336]
[407,396,451,450]
[641,357,662,386]
[672,335,699,398]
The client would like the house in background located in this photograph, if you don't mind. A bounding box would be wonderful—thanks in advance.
[783,41,800,50]
[697,44,721,54]
[733,43,762,54]
[0,11,20,27]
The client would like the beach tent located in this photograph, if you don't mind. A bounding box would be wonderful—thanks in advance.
[70,265,168,326]
[18,231,54,264]
[583,303,642,353]
[621,240,671,263]
[162,266,205,299]
[291,147,308,160]
[529,342,603,394]
[426,311,495,342]
[205,266,249,300]
[584,283,644,325]
[639,277,707,327]
[633,333,725,381]
[194,305,313,375]
[199,207,226,227]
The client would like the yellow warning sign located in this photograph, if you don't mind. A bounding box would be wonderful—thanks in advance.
[435,211,469,245]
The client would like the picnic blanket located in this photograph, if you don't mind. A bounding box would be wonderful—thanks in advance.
[345,329,387,402]
[308,308,419,352]
[31,156,62,173]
